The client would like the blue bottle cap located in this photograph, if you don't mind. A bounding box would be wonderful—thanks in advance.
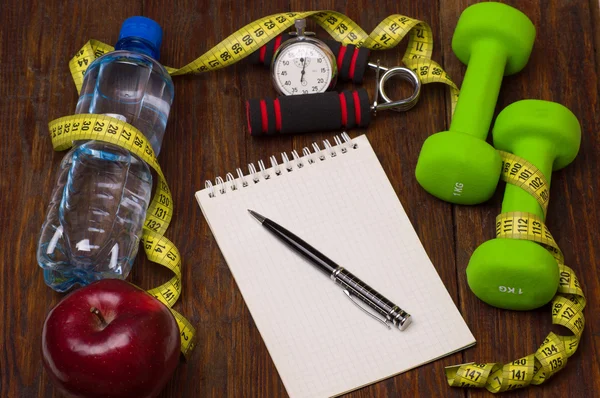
[117,16,163,58]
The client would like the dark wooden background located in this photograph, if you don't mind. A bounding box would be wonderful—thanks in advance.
[1,0,599,396]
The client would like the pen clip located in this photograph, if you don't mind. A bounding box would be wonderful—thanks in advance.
[342,289,391,330]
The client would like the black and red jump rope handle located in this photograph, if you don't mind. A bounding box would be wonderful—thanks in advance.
[246,88,372,136]
[248,33,371,84]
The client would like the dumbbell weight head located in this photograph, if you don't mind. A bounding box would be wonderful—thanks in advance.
[493,100,581,171]
[467,239,558,310]
[416,132,501,204]
[494,99,581,218]
[467,100,581,310]
[416,2,536,204]
[452,2,537,76]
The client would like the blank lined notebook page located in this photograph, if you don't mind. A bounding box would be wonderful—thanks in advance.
[196,134,475,398]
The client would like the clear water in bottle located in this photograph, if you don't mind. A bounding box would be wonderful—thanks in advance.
[38,17,174,292]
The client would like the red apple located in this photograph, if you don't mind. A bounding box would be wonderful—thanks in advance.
[41,279,180,398]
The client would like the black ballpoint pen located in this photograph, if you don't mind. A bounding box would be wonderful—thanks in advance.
[248,209,412,331]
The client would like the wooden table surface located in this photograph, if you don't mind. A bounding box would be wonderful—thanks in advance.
[2,0,599,397]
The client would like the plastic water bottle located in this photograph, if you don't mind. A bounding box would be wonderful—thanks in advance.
[37,17,174,292]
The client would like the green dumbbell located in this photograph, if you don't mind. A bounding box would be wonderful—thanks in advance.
[466,100,581,310]
[415,2,535,204]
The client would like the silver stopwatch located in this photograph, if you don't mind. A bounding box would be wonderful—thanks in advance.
[271,19,338,96]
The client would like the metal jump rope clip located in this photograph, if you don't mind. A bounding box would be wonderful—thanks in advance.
[369,60,421,115]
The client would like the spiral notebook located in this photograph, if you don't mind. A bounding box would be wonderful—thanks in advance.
[195,134,475,398]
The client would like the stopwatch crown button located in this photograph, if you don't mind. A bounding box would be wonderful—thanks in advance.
[290,18,315,37]
[294,18,306,30]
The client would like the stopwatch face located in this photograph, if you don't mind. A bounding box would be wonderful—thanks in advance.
[272,42,334,96]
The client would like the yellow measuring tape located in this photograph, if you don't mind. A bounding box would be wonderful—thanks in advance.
[48,115,196,359]
[69,11,459,112]
[498,151,550,216]
[445,155,585,392]
[53,10,459,362]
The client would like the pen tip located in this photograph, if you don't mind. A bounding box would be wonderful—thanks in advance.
[248,209,266,224]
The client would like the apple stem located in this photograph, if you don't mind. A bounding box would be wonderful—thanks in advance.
[90,307,107,327]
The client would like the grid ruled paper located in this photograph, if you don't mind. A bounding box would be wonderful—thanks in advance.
[195,135,475,398]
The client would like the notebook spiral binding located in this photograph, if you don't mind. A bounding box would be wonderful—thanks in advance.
[205,132,358,198]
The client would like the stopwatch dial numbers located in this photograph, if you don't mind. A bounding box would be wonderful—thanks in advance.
[274,43,332,95]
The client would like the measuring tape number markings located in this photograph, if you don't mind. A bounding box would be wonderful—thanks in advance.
[69,11,459,110]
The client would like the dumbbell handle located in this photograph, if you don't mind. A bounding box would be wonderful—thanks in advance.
[450,40,506,140]
[249,34,372,84]
[246,88,372,136]
[501,138,554,219]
